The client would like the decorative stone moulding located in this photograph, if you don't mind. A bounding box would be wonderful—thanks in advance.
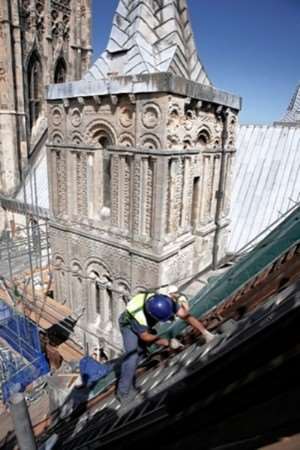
[119,106,134,129]
[71,108,82,127]
[71,131,83,145]
[142,103,161,129]
[119,133,135,147]
[110,95,118,106]
[93,95,102,106]
[51,131,64,144]
[63,98,70,109]
[129,94,136,104]
[52,107,63,126]
[141,134,161,150]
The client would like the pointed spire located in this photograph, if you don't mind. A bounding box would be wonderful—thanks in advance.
[85,0,211,85]
[278,83,300,125]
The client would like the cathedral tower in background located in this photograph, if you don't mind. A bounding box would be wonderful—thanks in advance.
[0,0,92,197]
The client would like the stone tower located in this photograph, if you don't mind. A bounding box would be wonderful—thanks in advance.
[47,0,241,357]
[0,0,92,196]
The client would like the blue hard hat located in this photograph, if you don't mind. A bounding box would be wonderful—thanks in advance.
[145,294,174,322]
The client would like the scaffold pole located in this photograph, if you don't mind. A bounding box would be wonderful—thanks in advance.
[10,392,37,450]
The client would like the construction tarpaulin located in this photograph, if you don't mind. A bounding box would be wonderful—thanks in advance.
[0,299,49,402]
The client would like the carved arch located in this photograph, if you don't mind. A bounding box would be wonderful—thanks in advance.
[86,259,113,329]
[85,119,117,146]
[50,130,64,145]
[54,56,67,84]
[196,126,212,146]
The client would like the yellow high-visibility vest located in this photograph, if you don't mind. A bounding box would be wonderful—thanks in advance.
[126,292,154,326]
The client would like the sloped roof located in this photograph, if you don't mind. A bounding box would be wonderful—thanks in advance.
[37,280,300,449]
[228,125,300,254]
[35,208,300,449]
[84,0,211,84]
[160,204,300,338]
[276,83,300,125]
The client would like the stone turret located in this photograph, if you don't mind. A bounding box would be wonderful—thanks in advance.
[47,0,241,357]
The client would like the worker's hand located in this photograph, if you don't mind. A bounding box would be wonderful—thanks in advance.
[177,295,190,312]
[156,338,170,347]
[170,338,184,350]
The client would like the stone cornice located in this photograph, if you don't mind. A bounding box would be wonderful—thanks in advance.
[47,72,241,111]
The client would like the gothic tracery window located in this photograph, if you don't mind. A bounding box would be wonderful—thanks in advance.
[27,52,42,130]
[54,57,67,84]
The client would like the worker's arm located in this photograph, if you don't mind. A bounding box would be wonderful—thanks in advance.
[176,307,208,335]
[139,331,169,347]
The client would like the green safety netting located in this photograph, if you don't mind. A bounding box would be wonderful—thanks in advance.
[160,205,300,339]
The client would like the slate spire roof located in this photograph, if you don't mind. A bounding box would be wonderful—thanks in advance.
[278,82,300,125]
[84,0,211,84]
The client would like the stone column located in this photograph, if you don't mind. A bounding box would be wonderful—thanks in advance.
[69,150,78,218]
[132,155,142,239]
[111,155,120,228]
[93,149,102,220]
[111,290,124,346]
[152,157,169,244]
[87,152,94,219]
[181,157,193,230]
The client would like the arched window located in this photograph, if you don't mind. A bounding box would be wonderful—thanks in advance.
[27,52,42,130]
[54,57,67,84]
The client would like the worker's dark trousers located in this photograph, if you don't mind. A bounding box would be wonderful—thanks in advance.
[117,325,145,397]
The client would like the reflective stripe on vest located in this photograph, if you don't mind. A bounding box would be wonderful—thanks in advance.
[126,293,153,326]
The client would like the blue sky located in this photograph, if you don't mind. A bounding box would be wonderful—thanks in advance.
[92,0,300,124]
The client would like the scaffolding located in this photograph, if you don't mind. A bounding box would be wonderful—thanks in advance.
[0,300,49,402]
[0,170,52,403]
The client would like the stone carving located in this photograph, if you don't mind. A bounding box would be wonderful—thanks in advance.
[141,134,161,150]
[144,158,154,237]
[119,133,134,147]
[23,0,45,40]
[70,108,82,127]
[71,131,83,144]
[167,133,180,149]
[0,67,6,82]
[51,131,64,144]
[85,119,116,146]
[123,156,131,230]
[133,158,141,234]
[119,105,134,129]
[226,111,238,147]
[76,152,88,217]
[166,98,226,150]
[52,107,63,126]
[56,150,67,214]
[110,156,119,227]
[142,103,161,129]
[51,0,71,41]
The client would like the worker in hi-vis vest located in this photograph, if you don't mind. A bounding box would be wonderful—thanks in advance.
[116,285,215,406]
